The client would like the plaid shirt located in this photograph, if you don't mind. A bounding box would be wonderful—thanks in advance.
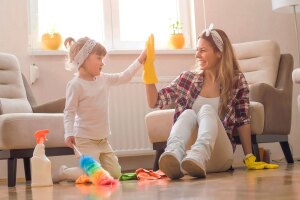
[156,70,250,150]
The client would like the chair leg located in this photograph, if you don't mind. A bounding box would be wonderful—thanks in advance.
[280,141,294,163]
[153,149,165,171]
[23,158,31,181]
[8,158,17,187]
[252,143,261,161]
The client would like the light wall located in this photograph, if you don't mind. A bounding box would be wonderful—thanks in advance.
[0,0,300,179]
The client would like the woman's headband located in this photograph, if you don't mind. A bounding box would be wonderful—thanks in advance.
[202,24,223,52]
[71,39,97,69]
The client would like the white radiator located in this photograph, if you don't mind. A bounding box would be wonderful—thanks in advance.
[108,77,174,157]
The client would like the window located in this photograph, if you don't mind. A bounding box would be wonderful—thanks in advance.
[29,0,104,50]
[111,0,192,49]
[29,0,193,51]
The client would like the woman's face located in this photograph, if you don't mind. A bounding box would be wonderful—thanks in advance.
[195,38,221,71]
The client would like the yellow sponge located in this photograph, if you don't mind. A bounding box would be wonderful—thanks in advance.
[143,34,158,84]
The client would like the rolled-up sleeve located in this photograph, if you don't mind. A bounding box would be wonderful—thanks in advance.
[235,73,251,127]
[155,74,181,109]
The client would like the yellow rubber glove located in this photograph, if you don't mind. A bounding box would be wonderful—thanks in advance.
[143,34,158,84]
[244,154,279,170]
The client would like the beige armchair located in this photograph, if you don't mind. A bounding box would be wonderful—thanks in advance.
[145,40,294,170]
[0,52,72,187]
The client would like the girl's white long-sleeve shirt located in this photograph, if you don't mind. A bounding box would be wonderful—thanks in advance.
[64,59,142,140]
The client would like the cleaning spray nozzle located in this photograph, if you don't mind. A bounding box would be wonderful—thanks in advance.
[34,129,49,144]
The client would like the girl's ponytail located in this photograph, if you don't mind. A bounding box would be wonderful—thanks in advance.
[64,37,75,49]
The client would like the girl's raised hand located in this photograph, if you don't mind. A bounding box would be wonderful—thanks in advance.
[65,136,76,148]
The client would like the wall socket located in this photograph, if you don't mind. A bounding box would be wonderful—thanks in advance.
[30,64,39,84]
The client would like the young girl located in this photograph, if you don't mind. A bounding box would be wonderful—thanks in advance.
[54,37,146,182]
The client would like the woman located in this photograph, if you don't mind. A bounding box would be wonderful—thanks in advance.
[144,24,278,179]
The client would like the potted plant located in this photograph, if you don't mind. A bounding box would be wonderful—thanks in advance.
[169,20,185,49]
[41,26,62,50]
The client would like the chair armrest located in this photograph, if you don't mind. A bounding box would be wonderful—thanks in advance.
[32,98,66,113]
[0,113,66,149]
[249,101,264,135]
[145,109,175,143]
[292,68,300,84]
[249,83,290,135]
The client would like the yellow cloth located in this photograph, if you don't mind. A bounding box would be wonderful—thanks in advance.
[244,154,279,170]
[143,34,158,84]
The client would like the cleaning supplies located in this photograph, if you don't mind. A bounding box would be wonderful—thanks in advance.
[73,145,118,186]
[31,129,53,187]
[244,153,279,170]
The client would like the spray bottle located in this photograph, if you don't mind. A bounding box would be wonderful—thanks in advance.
[31,129,53,187]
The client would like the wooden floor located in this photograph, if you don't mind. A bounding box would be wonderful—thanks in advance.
[0,161,300,200]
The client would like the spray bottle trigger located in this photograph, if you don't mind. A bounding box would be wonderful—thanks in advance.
[34,129,49,144]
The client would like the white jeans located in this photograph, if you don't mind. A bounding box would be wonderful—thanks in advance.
[168,105,233,173]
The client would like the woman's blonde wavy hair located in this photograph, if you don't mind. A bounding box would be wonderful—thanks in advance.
[64,37,107,70]
[198,29,241,118]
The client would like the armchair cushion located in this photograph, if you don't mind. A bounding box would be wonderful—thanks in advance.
[0,53,33,115]
[0,98,32,115]
[234,40,280,87]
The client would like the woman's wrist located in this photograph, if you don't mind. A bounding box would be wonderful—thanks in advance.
[244,153,254,160]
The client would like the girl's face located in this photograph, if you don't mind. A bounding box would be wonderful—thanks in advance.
[195,38,221,71]
[81,53,105,78]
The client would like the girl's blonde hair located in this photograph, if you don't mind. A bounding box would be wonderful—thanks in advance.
[198,29,241,118]
[64,37,107,70]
